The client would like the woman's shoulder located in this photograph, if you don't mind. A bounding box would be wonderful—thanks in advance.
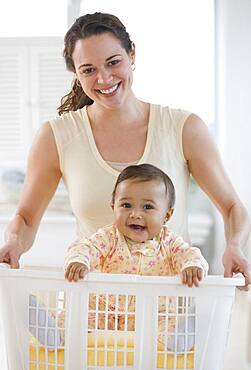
[48,107,88,145]
[149,103,192,137]
[152,104,191,123]
[49,107,86,130]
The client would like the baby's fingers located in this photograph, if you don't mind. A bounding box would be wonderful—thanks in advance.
[186,269,193,287]
[79,266,88,280]
[182,269,193,286]
[65,265,72,280]
[65,265,77,281]
[192,268,200,287]
[182,268,203,287]
[182,269,187,285]
[192,267,204,287]
[72,265,83,281]
[65,263,86,282]
[197,268,203,281]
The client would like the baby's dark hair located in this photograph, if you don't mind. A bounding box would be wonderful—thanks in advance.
[112,164,175,208]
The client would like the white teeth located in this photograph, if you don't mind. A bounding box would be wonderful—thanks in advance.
[100,84,118,94]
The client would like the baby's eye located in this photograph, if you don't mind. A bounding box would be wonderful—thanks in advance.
[143,204,154,210]
[121,202,131,208]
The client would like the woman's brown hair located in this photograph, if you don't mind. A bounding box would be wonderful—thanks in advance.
[58,12,133,116]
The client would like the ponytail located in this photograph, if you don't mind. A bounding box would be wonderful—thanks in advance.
[57,79,93,116]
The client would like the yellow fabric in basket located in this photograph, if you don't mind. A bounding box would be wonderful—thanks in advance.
[29,332,194,369]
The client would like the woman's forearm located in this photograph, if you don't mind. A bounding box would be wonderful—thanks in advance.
[4,213,38,254]
[222,202,251,286]
[223,202,251,251]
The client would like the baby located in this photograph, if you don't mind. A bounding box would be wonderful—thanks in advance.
[30,164,208,351]
[65,163,208,285]
[64,164,208,351]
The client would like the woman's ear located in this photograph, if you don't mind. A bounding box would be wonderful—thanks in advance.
[164,208,174,222]
[130,41,136,62]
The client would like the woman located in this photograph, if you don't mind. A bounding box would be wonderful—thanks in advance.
[0,12,250,287]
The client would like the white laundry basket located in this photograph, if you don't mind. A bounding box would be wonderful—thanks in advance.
[0,264,244,370]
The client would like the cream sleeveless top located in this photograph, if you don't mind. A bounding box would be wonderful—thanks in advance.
[49,104,191,240]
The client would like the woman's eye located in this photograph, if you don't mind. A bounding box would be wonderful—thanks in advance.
[108,59,120,66]
[82,67,95,75]
[144,204,154,210]
[121,203,131,208]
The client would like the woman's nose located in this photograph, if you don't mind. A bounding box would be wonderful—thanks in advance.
[97,69,113,85]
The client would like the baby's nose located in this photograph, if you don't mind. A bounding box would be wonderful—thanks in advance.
[129,211,143,219]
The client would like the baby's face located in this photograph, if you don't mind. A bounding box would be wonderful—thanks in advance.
[112,179,171,243]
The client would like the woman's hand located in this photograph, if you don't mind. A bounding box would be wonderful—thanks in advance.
[181,267,203,287]
[65,262,89,282]
[223,247,251,290]
[0,234,24,268]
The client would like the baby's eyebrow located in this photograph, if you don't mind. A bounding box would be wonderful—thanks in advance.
[118,197,131,202]
[142,199,156,204]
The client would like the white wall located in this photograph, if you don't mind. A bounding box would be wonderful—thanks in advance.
[213,0,251,271]
[215,1,251,369]
[216,0,251,210]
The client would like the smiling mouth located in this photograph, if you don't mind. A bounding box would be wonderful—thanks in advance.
[128,224,146,231]
[98,82,121,95]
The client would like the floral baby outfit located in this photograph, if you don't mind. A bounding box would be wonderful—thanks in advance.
[64,224,208,350]
[64,224,208,276]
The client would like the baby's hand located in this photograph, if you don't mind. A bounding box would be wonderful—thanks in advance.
[181,267,203,287]
[65,262,88,282]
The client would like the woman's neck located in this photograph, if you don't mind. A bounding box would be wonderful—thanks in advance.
[87,95,148,129]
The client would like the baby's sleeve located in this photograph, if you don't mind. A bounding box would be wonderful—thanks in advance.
[64,237,91,272]
[64,226,114,272]
[167,232,209,276]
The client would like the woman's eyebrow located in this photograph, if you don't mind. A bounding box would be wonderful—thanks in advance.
[106,54,122,61]
[78,54,122,69]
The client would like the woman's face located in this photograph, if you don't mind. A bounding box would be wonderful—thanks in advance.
[72,33,135,110]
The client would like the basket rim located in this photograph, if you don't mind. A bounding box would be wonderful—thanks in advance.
[0,263,245,286]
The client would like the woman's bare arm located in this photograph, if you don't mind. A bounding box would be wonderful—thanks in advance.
[0,122,62,267]
[183,114,251,286]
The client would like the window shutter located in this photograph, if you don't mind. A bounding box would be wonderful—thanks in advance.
[0,46,29,160]
[29,45,73,129]
[0,38,73,162]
